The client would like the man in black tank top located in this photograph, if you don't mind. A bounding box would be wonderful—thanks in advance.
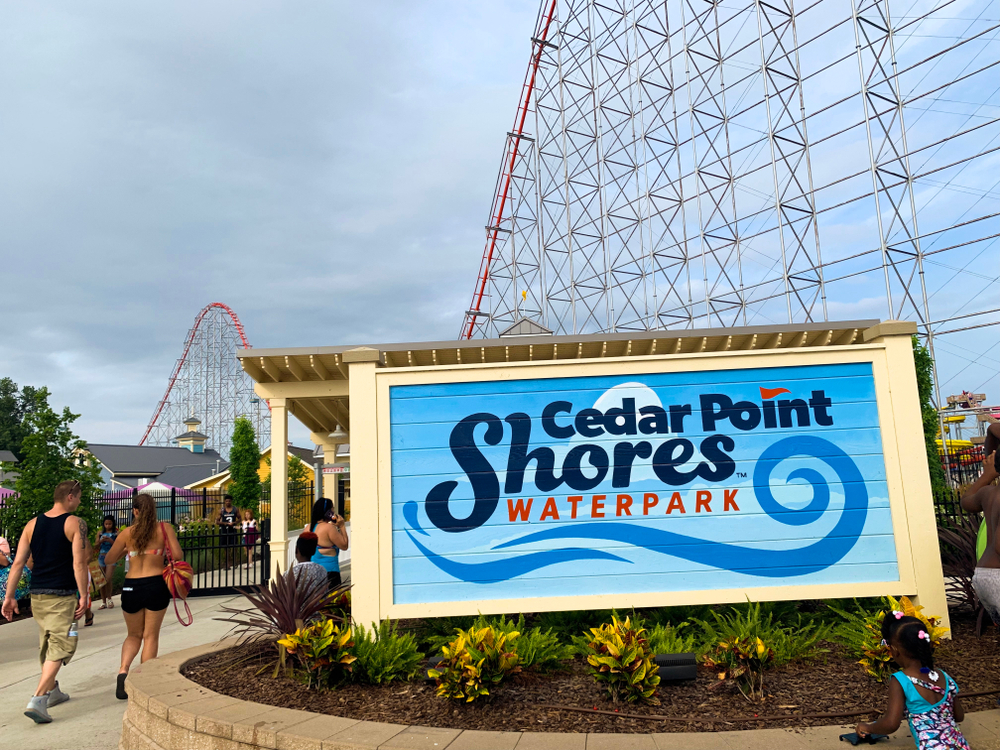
[2,479,90,724]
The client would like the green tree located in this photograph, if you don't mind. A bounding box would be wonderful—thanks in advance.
[262,453,311,489]
[912,336,946,493]
[0,388,104,543]
[0,377,40,462]
[228,416,262,512]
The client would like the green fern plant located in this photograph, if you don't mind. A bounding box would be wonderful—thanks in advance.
[647,621,702,655]
[352,621,423,684]
[697,600,829,667]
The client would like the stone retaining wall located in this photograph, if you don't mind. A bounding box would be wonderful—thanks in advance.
[120,641,1000,750]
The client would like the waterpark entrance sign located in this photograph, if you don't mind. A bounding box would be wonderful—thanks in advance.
[237,320,947,628]
[374,324,945,622]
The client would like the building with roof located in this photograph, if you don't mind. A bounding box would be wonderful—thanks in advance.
[81,416,230,491]
[185,442,331,491]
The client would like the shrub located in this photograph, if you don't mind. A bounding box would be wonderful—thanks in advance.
[413,615,477,650]
[428,614,571,673]
[938,510,989,633]
[828,601,893,681]
[535,608,614,641]
[829,596,949,682]
[322,589,352,624]
[585,615,660,705]
[647,621,701,655]
[704,636,774,702]
[429,623,523,701]
[352,621,423,684]
[217,566,349,646]
[428,632,489,703]
[278,618,356,688]
[697,600,830,666]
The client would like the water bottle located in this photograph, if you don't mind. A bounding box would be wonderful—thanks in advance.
[67,620,78,638]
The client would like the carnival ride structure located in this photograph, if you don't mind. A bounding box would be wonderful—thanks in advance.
[139,303,269,461]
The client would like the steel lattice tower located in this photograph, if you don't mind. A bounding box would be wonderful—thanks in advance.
[462,0,1000,380]
[140,303,270,461]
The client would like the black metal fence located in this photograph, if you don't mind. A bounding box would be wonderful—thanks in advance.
[939,444,987,487]
[95,483,315,596]
[0,483,316,597]
[98,483,315,532]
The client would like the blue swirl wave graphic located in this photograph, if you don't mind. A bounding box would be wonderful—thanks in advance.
[406,435,867,582]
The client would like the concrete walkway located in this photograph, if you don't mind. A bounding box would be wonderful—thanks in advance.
[0,594,241,750]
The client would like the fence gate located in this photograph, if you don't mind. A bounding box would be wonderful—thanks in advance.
[99,485,314,597]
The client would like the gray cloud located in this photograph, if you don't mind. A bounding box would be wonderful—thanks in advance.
[0,1,536,444]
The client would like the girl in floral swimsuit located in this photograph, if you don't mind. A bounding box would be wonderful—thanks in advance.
[857,613,969,750]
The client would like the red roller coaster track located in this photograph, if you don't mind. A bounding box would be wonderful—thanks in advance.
[462,0,558,339]
[139,302,252,446]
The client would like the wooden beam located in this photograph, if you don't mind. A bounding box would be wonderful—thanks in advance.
[837,328,858,346]
[314,399,347,430]
[285,356,306,382]
[259,357,282,383]
[328,399,351,430]
[310,355,331,381]
[287,401,321,434]
[333,354,349,379]
[748,333,758,350]
[764,332,783,349]
[254,380,350,399]
[649,339,657,355]
[241,358,268,383]
[672,338,683,354]
[293,399,333,432]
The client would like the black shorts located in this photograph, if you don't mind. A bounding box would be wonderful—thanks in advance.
[121,575,171,614]
[220,529,239,547]
[327,571,342,589]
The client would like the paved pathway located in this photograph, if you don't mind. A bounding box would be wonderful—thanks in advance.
[0,594,240,750]
[3,589,998,749]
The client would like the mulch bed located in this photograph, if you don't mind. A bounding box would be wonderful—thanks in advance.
[183,615,1000,734]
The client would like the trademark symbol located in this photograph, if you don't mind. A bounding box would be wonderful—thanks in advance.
[737,472,747,478]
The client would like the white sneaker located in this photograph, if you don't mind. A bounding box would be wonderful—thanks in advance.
[47,681,69,707]
[25,694,52,723]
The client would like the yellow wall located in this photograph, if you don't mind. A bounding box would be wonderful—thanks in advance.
[185,446,316,491]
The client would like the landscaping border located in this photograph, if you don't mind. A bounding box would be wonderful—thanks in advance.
[121,641,1000,750]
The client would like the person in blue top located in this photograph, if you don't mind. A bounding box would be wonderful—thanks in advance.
[306,498,348,589]
[96,515,118,610]
[857,613,969,749]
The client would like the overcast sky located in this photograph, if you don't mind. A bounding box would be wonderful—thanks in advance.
[1,1,995,451]
[0,1,537,446]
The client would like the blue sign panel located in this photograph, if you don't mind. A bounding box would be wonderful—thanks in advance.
[389,362,897,604]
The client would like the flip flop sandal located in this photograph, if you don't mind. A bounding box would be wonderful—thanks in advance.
[85,612,94,627]
[99,603,107,610]
[108,601,115,609]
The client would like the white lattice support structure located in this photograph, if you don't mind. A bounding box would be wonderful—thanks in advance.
[461,0,1000,392]
[140,303,270,460]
